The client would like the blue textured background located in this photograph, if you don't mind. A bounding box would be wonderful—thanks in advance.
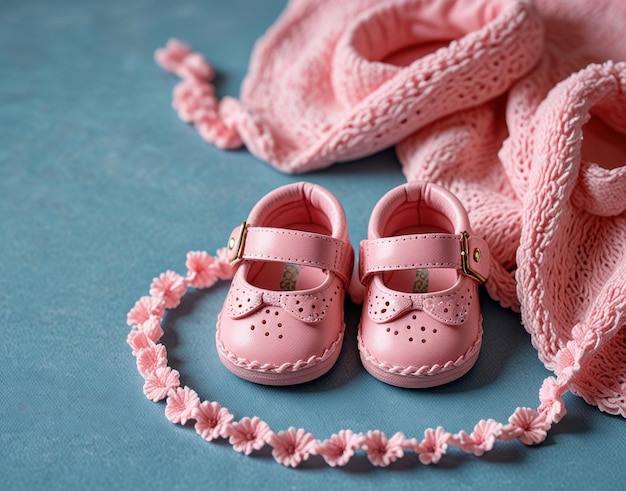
[1,0,624,489]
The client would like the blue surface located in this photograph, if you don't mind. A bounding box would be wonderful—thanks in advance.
[1,0,624,489]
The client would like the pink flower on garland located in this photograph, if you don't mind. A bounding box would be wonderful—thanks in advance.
[227,417,273,455]
[450,419,502,456]
[362,430,406,467]
[185,251,219,288]
[554,341,582,381]
[316,430,363,467]
[136,344,168,378]
[538,376,567,424]
[127,329,155,356]
[150,271,187,309]
[214,247,236,280]
[504,408,551,446]
[269,427,317,468]
[194,401,234,441]
[165,386,200,425]
[143,366,180,402]
[127,296,165,326]
[413,427,450,465]
[139,316,164,342]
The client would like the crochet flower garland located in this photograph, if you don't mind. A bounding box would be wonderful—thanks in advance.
[126,248,571,468]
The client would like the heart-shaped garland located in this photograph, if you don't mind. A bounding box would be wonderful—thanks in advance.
[126,248,570,468]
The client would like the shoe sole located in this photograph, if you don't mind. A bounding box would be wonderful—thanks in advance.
[359,335,482,389]
[216,317,344,386]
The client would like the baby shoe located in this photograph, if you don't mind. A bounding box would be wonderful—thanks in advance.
[216,182,354,385]
[357,182,490,388]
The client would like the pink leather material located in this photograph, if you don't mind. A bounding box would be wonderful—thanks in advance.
[358,181,488,388]
[228,226,353,286]
[367,181,474,236]
[361,276,482,370]
[466,235,490,280]
[366,275,477,326]
[219,274,345,370]
[225,270,340,324]
[359,233,489,283]
[216,182,354,385]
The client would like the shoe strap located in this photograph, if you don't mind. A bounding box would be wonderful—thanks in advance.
[226,223,353,286]
[359,232,490,284]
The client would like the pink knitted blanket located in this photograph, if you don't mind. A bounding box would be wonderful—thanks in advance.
[155,0,626,417]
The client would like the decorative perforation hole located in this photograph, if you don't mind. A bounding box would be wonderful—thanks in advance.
[381,308,387,314]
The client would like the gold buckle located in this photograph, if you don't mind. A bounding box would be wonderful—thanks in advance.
[460,231,486,284]
[228,221,248,264]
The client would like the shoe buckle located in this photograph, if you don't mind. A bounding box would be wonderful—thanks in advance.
[228,221,249,264]
[460,231,486,284]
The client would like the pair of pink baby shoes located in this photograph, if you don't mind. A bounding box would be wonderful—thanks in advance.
[218,181,489,388]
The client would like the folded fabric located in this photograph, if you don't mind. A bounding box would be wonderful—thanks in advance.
[516,62,626,416]
[398,0,626,415]
[155,0,626,417]
[156,0,543,172]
